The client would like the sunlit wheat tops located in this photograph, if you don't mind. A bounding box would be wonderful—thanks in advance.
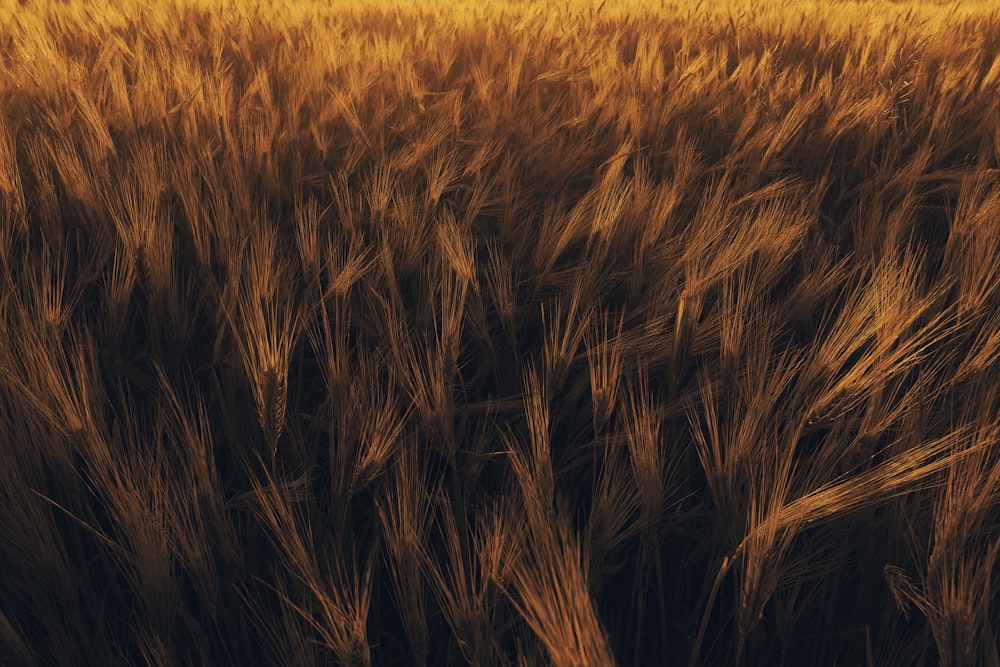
[1,0,1000,665]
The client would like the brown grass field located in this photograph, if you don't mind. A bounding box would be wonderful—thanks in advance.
[2,0,1000,664]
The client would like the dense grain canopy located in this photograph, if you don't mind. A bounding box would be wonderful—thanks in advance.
[1,0,999,665]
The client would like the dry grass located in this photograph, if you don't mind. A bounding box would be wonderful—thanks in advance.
[1,0,1000,664]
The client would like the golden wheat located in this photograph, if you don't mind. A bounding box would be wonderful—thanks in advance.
[1,0,999,664]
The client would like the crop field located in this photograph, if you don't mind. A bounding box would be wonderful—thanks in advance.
[1,0,1000,664]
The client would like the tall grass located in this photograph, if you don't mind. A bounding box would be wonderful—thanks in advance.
[1,0,1000,664]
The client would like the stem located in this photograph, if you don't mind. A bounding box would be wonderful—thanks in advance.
[633,553,646,667]
[655,548,669,656]
[688,555,731,667]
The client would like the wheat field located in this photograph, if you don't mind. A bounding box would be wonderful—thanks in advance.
[1,0,1000,664]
